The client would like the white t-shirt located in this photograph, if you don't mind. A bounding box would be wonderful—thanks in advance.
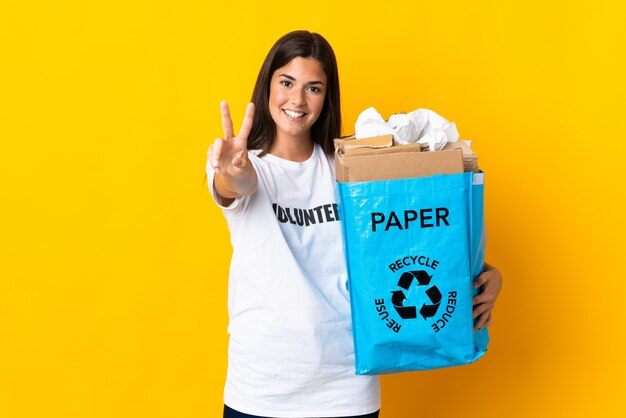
[206,143,380,417]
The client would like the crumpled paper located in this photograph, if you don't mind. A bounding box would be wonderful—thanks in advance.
[354,107,394,138]
[355,107,460,151]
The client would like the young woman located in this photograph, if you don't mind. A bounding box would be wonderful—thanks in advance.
[206,30,502,418]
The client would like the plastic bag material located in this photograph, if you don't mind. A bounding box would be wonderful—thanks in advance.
[337,172,488,375]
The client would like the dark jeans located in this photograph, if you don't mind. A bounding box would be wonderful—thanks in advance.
[223,404,380,418]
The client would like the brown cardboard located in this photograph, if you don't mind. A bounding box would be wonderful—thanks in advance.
[341,134,393,153]
[442,141,480,172]
[346,143,422,156]
[335,137,464,182]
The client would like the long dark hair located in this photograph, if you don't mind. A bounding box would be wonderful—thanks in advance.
[248,30,341,155]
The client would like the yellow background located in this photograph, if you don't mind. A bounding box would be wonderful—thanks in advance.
[2,0,625,417]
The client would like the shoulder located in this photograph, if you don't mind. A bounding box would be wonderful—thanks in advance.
[317,143,336,177]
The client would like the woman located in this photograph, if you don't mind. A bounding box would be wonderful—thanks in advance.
[207,30,502,418]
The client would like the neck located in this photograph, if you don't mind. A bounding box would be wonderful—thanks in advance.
[269,134,315,162]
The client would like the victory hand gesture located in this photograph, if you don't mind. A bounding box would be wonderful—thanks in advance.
[208,101,257,200]
[209,101,255,176]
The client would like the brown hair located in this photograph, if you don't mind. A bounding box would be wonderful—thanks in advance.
[248,30,341,155]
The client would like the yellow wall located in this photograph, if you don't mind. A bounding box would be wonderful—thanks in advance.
[2,1,625,417]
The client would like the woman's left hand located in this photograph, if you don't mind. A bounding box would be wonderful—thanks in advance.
[472,264,503,331]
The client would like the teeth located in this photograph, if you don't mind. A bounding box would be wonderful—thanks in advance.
[284,110,305,118]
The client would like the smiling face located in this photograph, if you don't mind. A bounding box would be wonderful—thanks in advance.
[268,56,327,146]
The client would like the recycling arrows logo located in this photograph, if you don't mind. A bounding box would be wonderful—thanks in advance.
[391,270,442,320]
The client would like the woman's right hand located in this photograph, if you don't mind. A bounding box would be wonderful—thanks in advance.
[209,100,254,176]
[208,101,257,200]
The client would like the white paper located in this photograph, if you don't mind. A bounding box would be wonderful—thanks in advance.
[355,107,394,139]
[354,106,461,151]
[387,113,418,145]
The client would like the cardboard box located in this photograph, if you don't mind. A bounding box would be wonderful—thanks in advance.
[334,134,465,182]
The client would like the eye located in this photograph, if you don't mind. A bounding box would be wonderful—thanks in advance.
[280,80,292,87]
[307,86,322,94]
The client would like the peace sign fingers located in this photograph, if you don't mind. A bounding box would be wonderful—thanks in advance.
[237,102,255,142]
[220,100,235,139]
[210,100,259,199]
[212,101,256,177]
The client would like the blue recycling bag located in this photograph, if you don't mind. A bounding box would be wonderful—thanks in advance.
[337,172,488,375]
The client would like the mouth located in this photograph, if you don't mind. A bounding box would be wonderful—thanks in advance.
[282,109,307,120]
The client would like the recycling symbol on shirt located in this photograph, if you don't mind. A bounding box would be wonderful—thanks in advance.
[391,270,442,320]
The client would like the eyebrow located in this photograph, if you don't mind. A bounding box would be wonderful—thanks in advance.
[278,73,325,85]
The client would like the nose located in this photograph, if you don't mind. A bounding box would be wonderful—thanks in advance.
[289,88,306,106]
